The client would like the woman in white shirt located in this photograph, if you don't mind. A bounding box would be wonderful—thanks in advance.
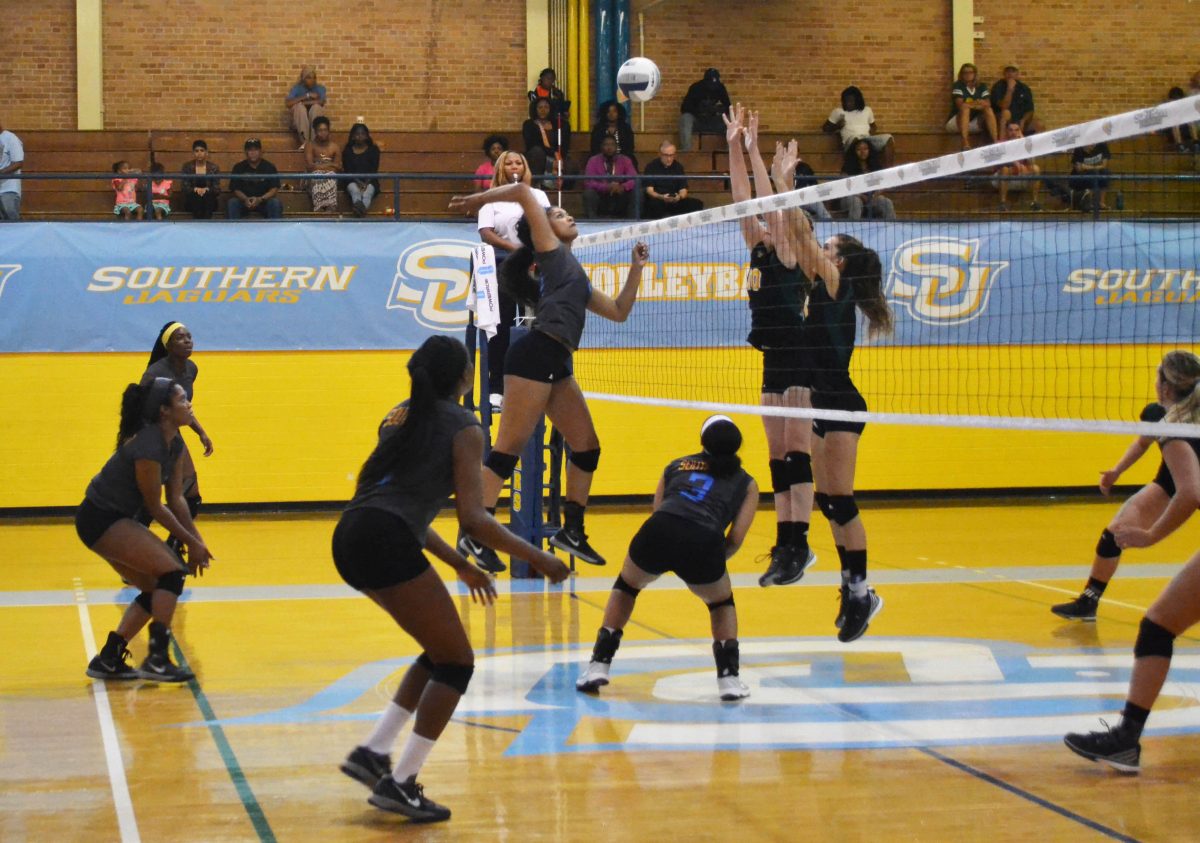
[822,86,894,168]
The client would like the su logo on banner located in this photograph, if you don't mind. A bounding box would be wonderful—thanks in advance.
[388,239,476,330]
[0,265,20,300]
[886,238,1008,326]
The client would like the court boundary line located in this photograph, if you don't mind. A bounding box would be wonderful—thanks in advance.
[73,579,141,843]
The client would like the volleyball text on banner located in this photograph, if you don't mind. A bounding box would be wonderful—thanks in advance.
[470,243,502,340]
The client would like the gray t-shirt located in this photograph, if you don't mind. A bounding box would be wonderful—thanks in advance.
[85,425,185,516]
[345,399,481,542]
[533,244,592,350]
[656,452,753,536]
[141,358,198,400]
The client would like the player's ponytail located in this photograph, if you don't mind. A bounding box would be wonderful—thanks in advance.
[498,214,543,309]
[116,377,177,450]
[357,336,470,490]
[836,235,893,338]
[1162,350,1200,425]
[700,415,742,478]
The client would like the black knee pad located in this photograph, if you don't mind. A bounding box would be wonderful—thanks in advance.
[568,447,601,473]
[769,459,788,494]
[415,652,435,673]
[613,575,642,598]
[156,570,186,596]
[814,492,831,520]
[827,495,859,526]
[1096,528,1121,559]
[134,591,154,614]
[785,451,812,486]
[431,662,475,694]
[1134,617,1175,659]
[484,449,519,480]
[706,595,735,612]
[186,494,202,520]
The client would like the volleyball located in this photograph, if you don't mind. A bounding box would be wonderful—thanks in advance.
[617,57,661,102]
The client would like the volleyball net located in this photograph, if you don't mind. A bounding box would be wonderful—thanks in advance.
[570,96,1200,439]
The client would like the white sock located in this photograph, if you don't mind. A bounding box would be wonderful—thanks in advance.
[849,578,869,598]
[363,702,412,754]
[392,733,437,782]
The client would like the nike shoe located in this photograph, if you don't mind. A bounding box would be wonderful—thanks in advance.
[1051,593,1098,622]
[717,675,750,701]
[775,546,817,586]
[834,583,849,628]
[757,545,793,587]
[368,775,451,823]
[457,532,506,574]
[1063,721,1141,773]
[549,526,606,566]
[137,652,195,683]
[837,589,883,644]
[86,648,139,681]
[340,746,392,789]
[576,661,611,693]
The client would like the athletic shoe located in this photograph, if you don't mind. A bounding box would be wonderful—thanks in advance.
[717,675,750,701]
[353,200,367,217]
[757,545,793,587]
[1029,200,1042,211]
[368,775,451,823]
[1051,593,1098,622]
[1063,721,1141,773]
[774,546,817,586]
[340,746,392,789]
[837,589,883,643]
[457,532,506,574]
[137,652,195,683]
[86,648,139,681]
[549,526,606,566]
[576,661,611,693]
[834,584,849,629]
[488,393,504,412]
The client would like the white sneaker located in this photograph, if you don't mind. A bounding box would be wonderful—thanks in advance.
[718,675,750,701]
[488,393,504,412]
[576,661,610,693]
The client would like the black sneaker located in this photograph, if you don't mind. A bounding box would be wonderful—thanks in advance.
[1051,593,1098,622]
[834,584,849,628]
[86,648,139,681]
[775,546,817,586]
[837,589,883,643]
[457,532,506,574]
[549,526,606,566]
[137,652,195,683]
[340,746,392,789]
[757,546,792,587]
[368,774,451,823]
[1064,721,1141,773]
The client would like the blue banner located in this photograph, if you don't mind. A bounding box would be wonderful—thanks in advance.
[0,220,1195,352]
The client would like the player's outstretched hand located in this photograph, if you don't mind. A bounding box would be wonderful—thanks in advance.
[448,193,486,216]
[630,241,649,268]
[533,550,572,584]
[1098,468,1120,496]
[457,564,498,605]
[723,103,744,144]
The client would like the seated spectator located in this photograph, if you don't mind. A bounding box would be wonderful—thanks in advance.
[1072,141,1113,212]
[0,119,24,221]
[1165,87,1198,153]
[227,138,282,220]
[474,134,508,191]
[527,67,570,127]
[523,97,570,185]
[111,161,143,220]
[590,100,636,169]
[839,139,895,220]
[285,65,327,150]
[793,157,832,221]
[582,135,636,219]
[991,65,1043,140]
[180,139,220,219]
[305,116,341,213]
[945,63,998,149]
[150,162,172,220]
[995,123,1042,211]
[823,86,895,167]
[679,68,730,152]
[343,122,380,217]
[642,140,704,219]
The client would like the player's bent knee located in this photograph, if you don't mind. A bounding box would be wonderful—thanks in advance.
[1096,528,1121,559]
[827,495,859,526]
[485,450,519,480]
[613,575,642,598]
[431,662,475,694]
[706,595,735,612]
[814,492,831,520]
[156,570,186,596]
[785,451,812,486]
[1133,617,1175,659]
[569,447,601,473]
[415,652,435,673]
[134,591,154,613]
[770,459,788,494]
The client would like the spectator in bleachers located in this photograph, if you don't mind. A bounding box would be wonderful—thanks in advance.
[679,68,730,152]
[642,140,703,219]
[1072,141,1113,212]
[0,119,24,221]
[527,68,570,128]
[227,139,282,220]
[946,63,998,149]
[180,140,220,219]
[342,122,380,217]
[590,100,636,169]
[523,96,570,185]
[112,161,144,220]
[474,134,508,192]
[838,139,895,220]
[823,86,895,168]
[1165,87,1198,153]
[305,116,341,213]
[285,65,327,150]
[582,135,636,219]
[793,156,832,221]
[991,65,1043,140]
[150,163,172,220]
[995,123,1042,212]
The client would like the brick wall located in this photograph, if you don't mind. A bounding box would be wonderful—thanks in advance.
[6,0,77,130]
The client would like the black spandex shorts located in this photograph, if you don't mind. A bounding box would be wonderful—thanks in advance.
[75,498,129,548]
[628,511,727,586]
[1153,461,1176,497]
[761,346,812,394]
[332,507,431,591]
[504,329,574,384]
[812,386,868,437]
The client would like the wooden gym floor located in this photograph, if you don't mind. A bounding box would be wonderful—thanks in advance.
[2,498,1198,842]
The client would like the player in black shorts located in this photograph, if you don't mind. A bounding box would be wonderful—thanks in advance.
[576,416,759,701]
[1053,351,1200,622]
[724,104,816,589]
[1063,353,1200,773]
[332,335,569,823]
[449,183,648,571]
[75,378,215,682]
[773,140,894,643]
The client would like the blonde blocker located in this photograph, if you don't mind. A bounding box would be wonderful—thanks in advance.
[1162,350,1200,425]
